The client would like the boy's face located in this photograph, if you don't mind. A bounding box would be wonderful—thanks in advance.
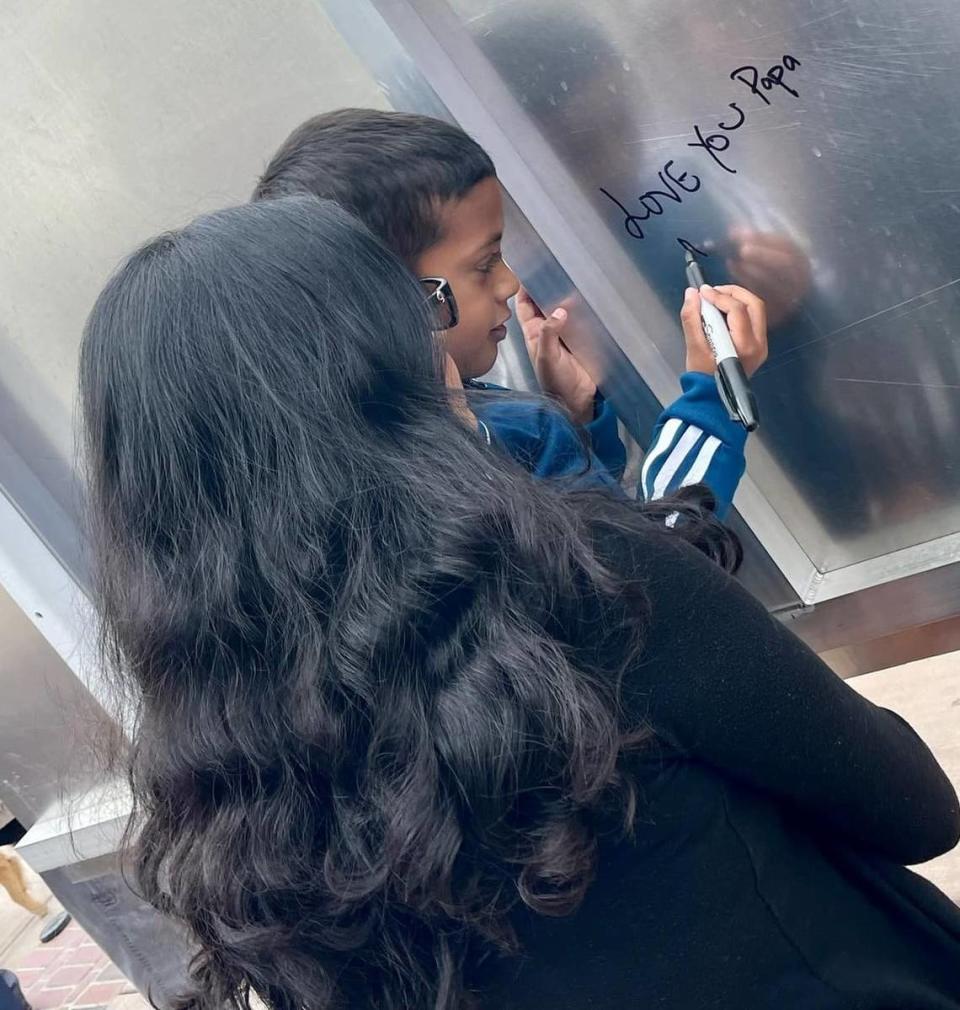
[414,177,520,379]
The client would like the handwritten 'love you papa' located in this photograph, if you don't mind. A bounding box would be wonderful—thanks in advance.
[600,55,803,257]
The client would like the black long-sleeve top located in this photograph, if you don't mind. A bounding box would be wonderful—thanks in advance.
[484,524,960,1008]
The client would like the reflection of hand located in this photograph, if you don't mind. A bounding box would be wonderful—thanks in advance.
[516,286,597,425]
[681,284,768,377]
[725,229,812,329]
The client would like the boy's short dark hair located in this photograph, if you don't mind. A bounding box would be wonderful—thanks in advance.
[253,108,496,263]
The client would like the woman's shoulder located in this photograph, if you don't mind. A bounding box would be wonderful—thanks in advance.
[582,510,765,678]
[586,510,736,598]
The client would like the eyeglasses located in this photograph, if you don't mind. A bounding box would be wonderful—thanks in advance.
[420,276,459,331]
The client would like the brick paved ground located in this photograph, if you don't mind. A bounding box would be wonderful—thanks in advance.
[1,874,146,1010]
[6,916,138,1009]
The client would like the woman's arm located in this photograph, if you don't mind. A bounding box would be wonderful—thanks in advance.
[609,526,960,865]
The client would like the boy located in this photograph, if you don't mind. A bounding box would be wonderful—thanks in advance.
[253,109,767,516]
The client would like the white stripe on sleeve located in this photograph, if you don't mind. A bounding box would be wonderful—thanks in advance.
[651,425,703,501]
[640,417,683,499]
[679,435,722,489]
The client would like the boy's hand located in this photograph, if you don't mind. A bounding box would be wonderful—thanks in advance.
[680,284,768,378]
[516,286,597,425]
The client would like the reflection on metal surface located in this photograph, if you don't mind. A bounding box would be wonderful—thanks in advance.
[328,0,813,608]
[0,1,394,1000]
[363,0,960,596]
[0,0,388,556]
[41,865,192,1004]
[0,580,108,824]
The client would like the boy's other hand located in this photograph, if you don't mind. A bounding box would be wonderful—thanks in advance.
[680,284,768,378]
[517,286,597,426]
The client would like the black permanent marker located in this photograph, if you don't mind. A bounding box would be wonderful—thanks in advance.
[684,250,759,432]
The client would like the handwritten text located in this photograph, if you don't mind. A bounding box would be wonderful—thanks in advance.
[601,55,803,252]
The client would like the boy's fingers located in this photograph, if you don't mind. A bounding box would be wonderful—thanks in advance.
[709,283,764,311]
[699,284,741,313]
[515,285,543,323]
[679,286,701,326]
[700,285,751,334]
[680,287,715,374]
[679,288,707,344]
[522,318,542,355]
[703,284,768,375]
[525,310,566,367]
[711,284,767,339]
[538,310,565,354]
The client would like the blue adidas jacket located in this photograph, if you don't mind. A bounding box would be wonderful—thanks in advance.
[472,372,747,519]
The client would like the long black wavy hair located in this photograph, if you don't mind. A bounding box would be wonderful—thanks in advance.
[80,195,737,1010]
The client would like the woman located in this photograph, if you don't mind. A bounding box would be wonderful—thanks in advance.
[81,196,960,1010]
